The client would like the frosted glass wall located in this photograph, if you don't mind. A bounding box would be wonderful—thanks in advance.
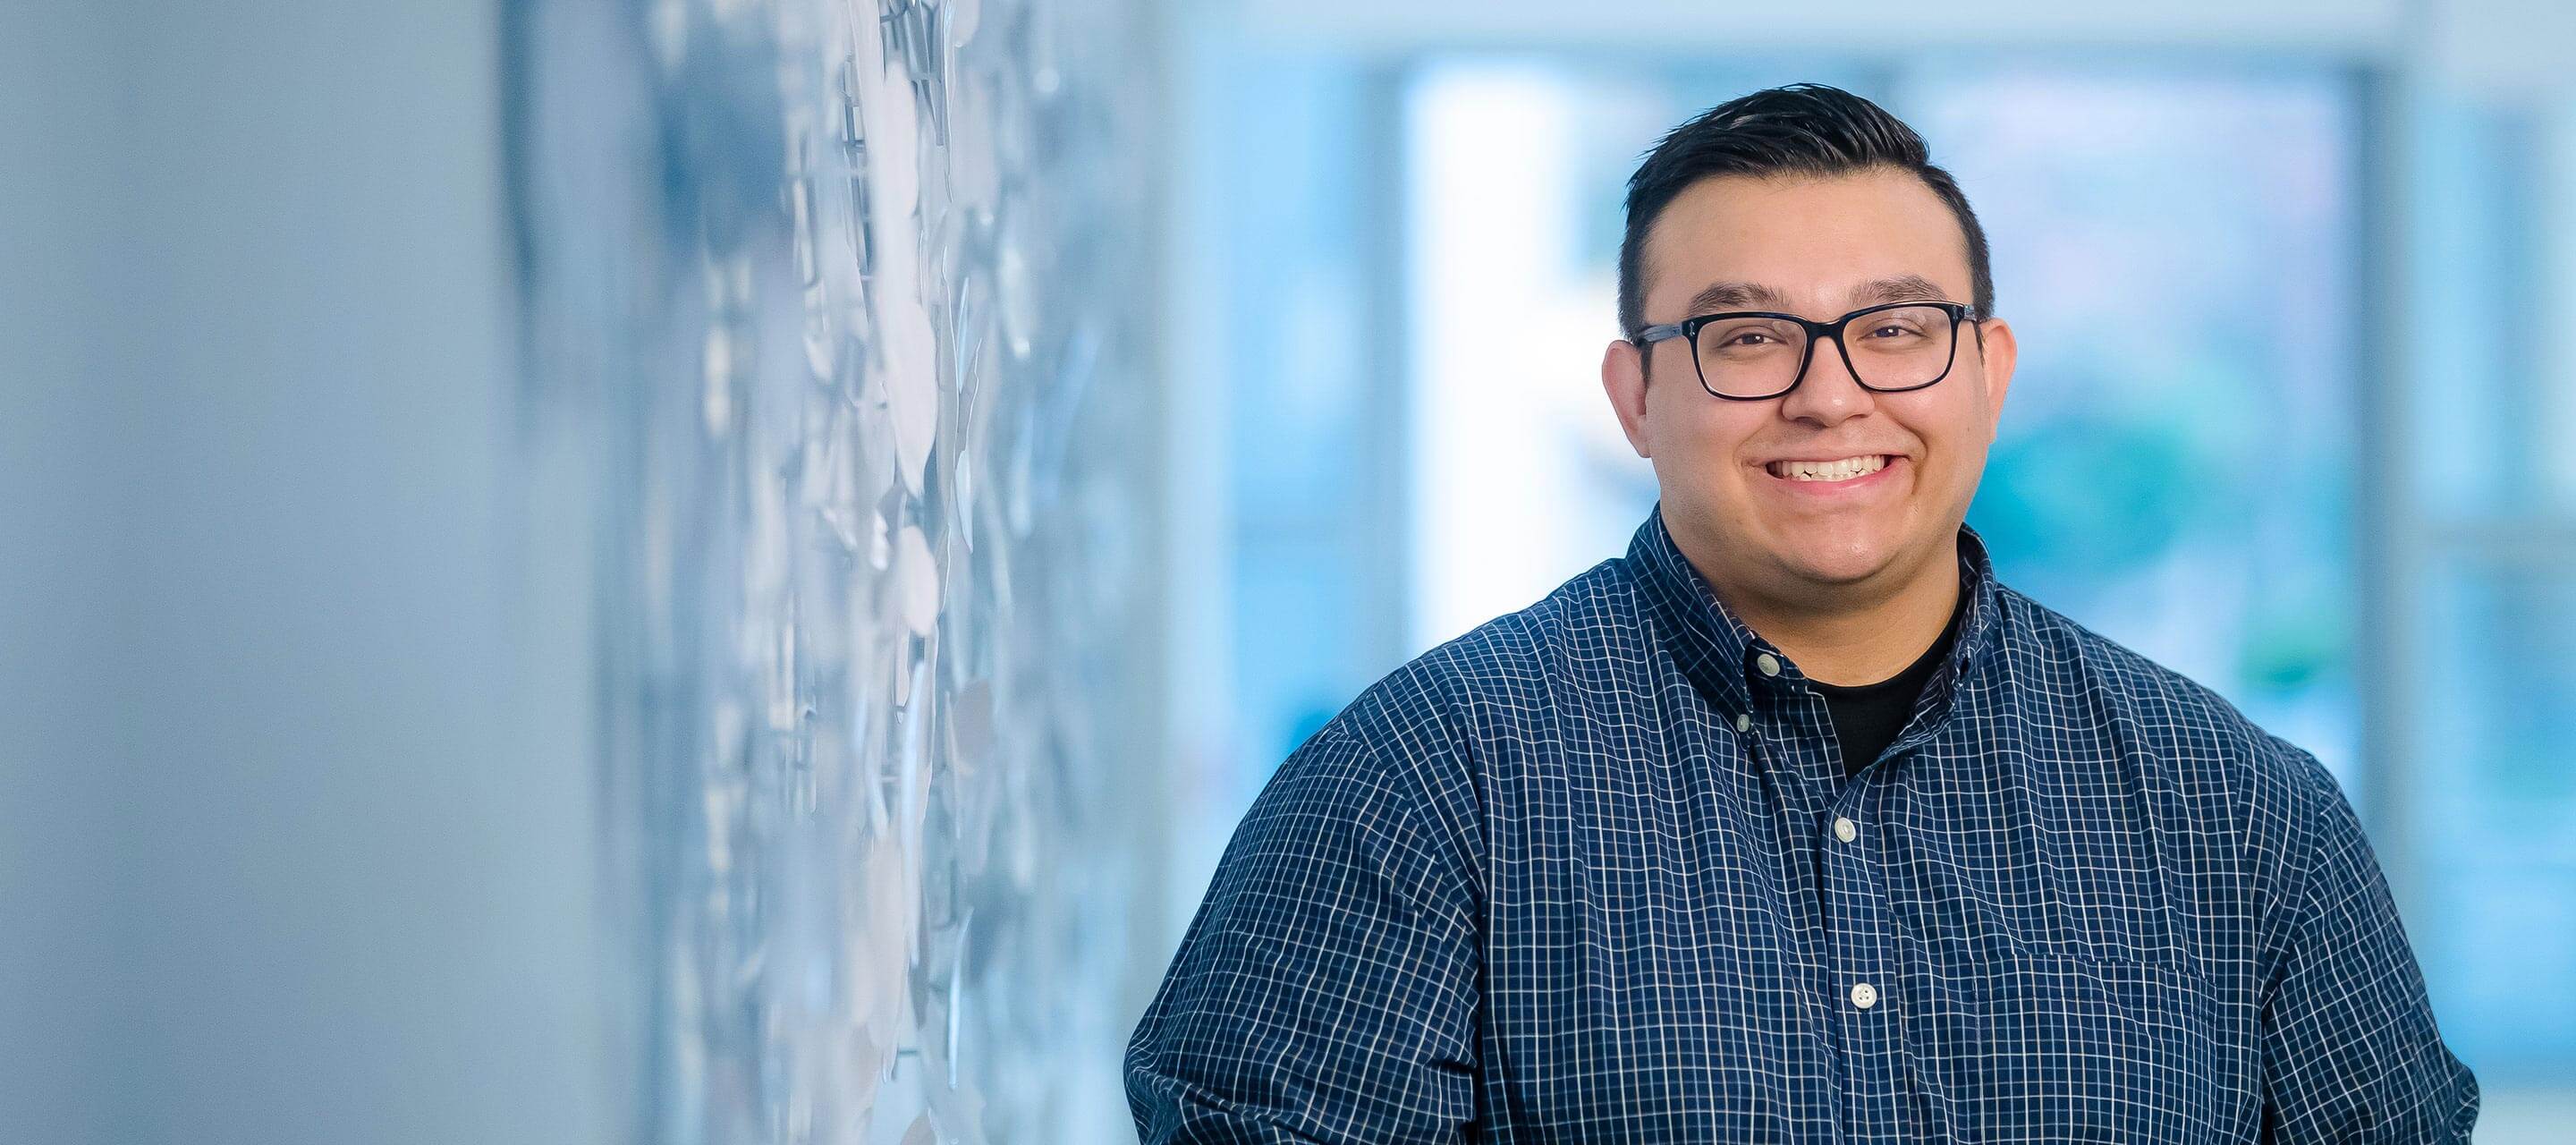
[510,0,1162,1140]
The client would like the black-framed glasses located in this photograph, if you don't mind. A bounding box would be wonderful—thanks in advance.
[1633,300,1976,401]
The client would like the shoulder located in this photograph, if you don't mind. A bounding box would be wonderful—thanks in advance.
[1291,556,1639,863]
[1327,556,1639,749]
[1998,582,2338,775]
[1997,582,2338,785]
[1992,582,2360,912]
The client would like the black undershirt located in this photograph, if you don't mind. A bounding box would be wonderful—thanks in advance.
[1809,585,1966,776]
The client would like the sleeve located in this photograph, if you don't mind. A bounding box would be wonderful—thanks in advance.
[1123,724,1481,1143]
[2258,748,2479,1143]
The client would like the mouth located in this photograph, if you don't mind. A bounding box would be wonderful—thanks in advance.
[1758,454,1904,491]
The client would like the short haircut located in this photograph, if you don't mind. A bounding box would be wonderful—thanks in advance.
[1616,82,1993,343]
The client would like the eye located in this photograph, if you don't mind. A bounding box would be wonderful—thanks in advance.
[1724,330,1776,347]
[1864,322,1920,340]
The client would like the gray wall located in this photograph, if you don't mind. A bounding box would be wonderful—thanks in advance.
[0,3,610,1142]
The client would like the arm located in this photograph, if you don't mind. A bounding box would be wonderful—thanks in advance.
[2259,747,2479,1142]
[1124,724,1480,1143]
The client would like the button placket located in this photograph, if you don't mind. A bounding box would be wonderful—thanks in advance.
[1816,770,1899,1136]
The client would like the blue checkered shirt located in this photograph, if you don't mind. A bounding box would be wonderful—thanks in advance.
[1127,504,2478,1142]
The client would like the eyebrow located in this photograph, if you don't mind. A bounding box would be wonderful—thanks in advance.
[1682,274,1955,317]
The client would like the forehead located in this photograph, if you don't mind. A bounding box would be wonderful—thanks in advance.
[1642,168,1972,311]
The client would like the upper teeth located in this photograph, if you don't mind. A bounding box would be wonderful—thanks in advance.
[1771,455,1887,481]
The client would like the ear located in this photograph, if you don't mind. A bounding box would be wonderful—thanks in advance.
[1970,317,2017,444]
[1603,337,1653,458]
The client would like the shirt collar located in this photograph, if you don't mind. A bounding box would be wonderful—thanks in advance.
[1624,500,2004,725]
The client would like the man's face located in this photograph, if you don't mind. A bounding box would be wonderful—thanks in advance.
[1603,167,2016,606]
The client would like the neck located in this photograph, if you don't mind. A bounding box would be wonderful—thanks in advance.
[1690,530,1962,688]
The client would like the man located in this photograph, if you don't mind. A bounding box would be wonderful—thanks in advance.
[1125,83,2476,1142]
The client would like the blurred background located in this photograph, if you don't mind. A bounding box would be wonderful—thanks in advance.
[4,0,2570,1142]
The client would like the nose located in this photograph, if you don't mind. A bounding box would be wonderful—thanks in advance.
[1776,334,1875,426]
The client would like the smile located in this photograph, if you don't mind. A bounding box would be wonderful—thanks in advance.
[1764,454,1896,483]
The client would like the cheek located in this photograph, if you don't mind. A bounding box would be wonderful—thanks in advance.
[1886,395,1987,462]
[1650,423,1767,513]
[1910,422,1995,508]
[1648,385,1757,452]
[1654,416,1758,477]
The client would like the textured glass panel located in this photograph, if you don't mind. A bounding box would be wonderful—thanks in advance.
[509,0,1157,1141]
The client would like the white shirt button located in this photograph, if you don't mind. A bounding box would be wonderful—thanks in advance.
[1834,816,1858,844]
[1755,652,1781,677]
[1851,981,1879,1010]
[1733,713,1751,733]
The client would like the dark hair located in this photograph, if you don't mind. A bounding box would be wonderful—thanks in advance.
[1616,83,1993,342]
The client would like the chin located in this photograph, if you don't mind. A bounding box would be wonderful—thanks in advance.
[1773,530,1901,585]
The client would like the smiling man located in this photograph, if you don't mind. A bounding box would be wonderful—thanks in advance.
[1126,84,2477,1142]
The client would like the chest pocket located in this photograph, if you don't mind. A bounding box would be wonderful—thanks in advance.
[1905,937,2233,1143]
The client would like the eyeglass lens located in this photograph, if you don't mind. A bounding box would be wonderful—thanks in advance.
[1696,305,1956,398]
